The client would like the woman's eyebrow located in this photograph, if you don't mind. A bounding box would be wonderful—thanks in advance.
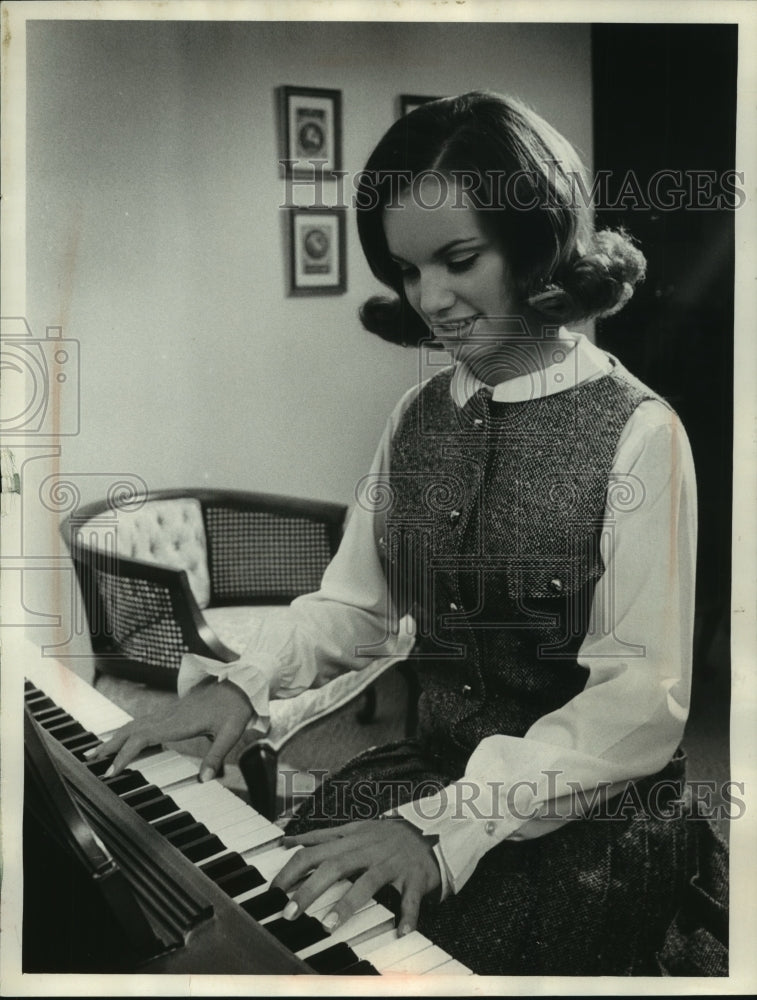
[389,237,481,265]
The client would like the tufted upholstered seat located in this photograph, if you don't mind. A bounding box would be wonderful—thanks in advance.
[60,488,418,818]
[83,498,212,607]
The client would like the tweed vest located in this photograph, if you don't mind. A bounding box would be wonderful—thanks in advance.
[381,356,665,764]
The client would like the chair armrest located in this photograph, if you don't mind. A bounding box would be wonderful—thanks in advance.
[69,542,237,686]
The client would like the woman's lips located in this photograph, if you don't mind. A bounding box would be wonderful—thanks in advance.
[430,316,480,338]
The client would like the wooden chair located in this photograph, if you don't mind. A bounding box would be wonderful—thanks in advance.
[60,488,418,818]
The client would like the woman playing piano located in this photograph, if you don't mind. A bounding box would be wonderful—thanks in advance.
[96,92,727,976]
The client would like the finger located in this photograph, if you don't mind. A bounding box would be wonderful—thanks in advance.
[199,718,245,783]
[281,824,358,848]
[316,865,391,933]
[103,732,156,777]
[282,864,354,922]
[272,840,362,893]
[90,725,133,761]
[397,875,424,936]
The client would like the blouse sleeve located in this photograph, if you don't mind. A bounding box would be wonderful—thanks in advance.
[391,399,698,896]
[176,386,421,731]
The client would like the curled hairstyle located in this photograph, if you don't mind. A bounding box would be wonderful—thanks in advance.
[357,91,646,347]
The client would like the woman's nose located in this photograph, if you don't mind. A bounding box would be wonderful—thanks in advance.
[419,270,455,318]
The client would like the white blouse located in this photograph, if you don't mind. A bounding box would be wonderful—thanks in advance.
[179,331,697,897]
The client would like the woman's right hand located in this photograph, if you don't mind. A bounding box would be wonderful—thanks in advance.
[90,676,255,781]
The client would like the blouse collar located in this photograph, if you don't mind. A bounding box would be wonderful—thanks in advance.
[449,329,613,407]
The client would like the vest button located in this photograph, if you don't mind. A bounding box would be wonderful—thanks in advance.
[449,509,461,525]
[461,684,472,696]
[449,602,459,612]
[377,536,386,549]
[485,821,496,836]
[549,577,564,594]
[473,417,484,427]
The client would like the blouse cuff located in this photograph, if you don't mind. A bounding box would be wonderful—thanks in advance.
[391,781,518,895]
[178,650,274,736]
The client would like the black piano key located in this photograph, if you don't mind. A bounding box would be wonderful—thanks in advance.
[264,914,329,951]
[199,852,247,882]
[36,709,71,728]
[178,835,227,864]
[240,886,288,921]
[85,755,116,777]
[25,695,56,712]
[62,732,101,755]
[305,942,361,974]
[215,866,266,898]
[337,959,381,975]
[46,720,87,742]
[152,810,196,836]
[121,785,169,808]
[165,822,211,848]
[120,783,162,805]
[373,884,401,919]
[102,770,148,795]
[134,796,178,822]
[24,680,38,693]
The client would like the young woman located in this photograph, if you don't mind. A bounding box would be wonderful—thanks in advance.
[97,92,727,976]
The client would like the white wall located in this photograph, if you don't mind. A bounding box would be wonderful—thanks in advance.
[27,19,592,505]
[22,18,592,656]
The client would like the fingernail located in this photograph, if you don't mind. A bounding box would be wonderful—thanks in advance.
[323,911,339,931]
[104,765,114,778]
[282,901,298,921]
[199,767,215,783]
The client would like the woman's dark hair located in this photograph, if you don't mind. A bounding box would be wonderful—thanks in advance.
[357,91,646,346]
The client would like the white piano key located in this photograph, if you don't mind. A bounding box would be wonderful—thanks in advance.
[360,930,433,969]
[209,810,269,838]
[219,819,282,854]
[426,958,474,975]
[137,754,200,788]
[351,927,402,959]
[248,845,302,883]
[383,943,453,974]
[171,780,238,814]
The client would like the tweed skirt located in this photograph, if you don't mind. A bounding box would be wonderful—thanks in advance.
[285,739,728,976]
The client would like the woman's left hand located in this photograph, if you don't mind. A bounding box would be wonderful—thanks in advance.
[272,818,441,936]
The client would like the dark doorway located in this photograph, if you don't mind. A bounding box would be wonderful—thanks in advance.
[592,23,736,695]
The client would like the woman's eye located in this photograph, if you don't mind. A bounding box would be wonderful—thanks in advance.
[448,255,478,273]
[399,266,419,282]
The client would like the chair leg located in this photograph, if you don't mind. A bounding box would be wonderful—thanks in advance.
[356,685,377,724]
[398,661,420,736]
[238,743,279,821]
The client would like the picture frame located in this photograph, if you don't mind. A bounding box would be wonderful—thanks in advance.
[287,207,346,296]
[278,85,342,177]
[398,93,442,118]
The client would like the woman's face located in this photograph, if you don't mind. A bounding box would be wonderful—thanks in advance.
[383,174,522,368]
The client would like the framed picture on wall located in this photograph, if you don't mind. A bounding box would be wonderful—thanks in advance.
[287,207,346,296]
[278,86,342,177]
[398,94,441,118]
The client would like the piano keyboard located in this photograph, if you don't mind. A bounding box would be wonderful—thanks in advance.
[24,658,473,977]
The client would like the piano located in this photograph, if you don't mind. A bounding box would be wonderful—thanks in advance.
[22,656,473,977]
